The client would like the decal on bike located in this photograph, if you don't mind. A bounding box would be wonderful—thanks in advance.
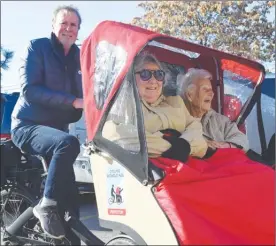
[106,162,126,216]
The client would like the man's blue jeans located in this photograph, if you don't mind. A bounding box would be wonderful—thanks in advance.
[11,124,80,217]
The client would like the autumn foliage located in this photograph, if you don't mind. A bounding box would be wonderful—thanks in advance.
[132,1,275,63]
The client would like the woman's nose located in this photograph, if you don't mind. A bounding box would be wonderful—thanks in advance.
[207,89,214,95]
[148,77,157,84]
[148,77,156,84]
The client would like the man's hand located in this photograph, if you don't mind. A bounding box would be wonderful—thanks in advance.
[207,140,233,149]
[72,98,83,109]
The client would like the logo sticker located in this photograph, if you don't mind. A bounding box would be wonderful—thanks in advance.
[106,162,126,216]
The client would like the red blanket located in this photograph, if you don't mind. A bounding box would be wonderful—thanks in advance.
[151,149,275,245]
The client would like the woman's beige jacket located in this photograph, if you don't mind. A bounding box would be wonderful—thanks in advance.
[103,95,208,158]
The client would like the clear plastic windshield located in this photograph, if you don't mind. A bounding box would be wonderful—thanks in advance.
[102,77,140,153]
[223,70,254,125]
[148,40,200,58]
[162,62,186,96]
[223,70,273,154]
[223,70,255,106]
[94,41,127,109]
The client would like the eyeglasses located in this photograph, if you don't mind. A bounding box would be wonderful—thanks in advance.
[135,69,165,82]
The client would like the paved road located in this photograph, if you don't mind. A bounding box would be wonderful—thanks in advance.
[79,194,118,244]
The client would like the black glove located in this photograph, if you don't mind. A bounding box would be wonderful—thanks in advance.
[160,128,181,138]
[202,147,217,159]
[228,142,243,149]
[161,136,191,163]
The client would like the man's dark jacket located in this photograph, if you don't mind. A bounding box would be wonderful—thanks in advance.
[11,33,83,131]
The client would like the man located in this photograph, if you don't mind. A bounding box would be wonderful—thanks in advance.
[11,5,83,240]
[111,184,116,203]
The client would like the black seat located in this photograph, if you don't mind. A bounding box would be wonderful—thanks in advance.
[264,134,275,165]
[20,149,48,173]
[246,134,275,168]
[1,139,48,187]
[148,160,165,181]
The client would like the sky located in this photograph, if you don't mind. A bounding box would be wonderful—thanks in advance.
[1,1,143,92]
[1,1,275,92]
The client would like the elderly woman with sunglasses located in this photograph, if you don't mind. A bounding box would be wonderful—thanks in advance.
[179,68,249,152]
[103,52,208,163]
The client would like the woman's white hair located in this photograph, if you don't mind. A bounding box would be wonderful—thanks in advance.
[179,68,212,100]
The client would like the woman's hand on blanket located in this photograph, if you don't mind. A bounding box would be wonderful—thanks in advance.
[207,140,230,149]
[207,140,220,149]
[161,137,191,163]
[160,128,181,138]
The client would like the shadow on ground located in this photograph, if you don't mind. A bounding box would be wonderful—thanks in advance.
[79,193,112,232]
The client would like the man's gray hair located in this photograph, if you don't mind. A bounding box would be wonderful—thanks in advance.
[134,51,163,72]
[53,5,82,29]
[179,68,212,99]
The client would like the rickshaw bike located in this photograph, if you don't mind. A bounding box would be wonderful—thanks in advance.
[1,20,274,245]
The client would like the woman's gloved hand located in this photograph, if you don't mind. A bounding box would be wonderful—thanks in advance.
[161,134,191,163]
[202,146,217,159]
[160,128,181,138]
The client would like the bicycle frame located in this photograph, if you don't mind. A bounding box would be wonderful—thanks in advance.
[1,152,105,245]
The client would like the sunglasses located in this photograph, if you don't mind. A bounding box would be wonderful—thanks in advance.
[135,69,165,82]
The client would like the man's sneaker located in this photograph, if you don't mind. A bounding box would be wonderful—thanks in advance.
[33,201,65,239]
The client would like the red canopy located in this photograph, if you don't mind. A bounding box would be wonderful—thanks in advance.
[81,21,265,141]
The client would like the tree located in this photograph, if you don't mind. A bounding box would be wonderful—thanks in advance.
[132,1,275,63]
[1,45,14,79]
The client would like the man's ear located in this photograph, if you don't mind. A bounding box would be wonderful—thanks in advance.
[51,19,55,31]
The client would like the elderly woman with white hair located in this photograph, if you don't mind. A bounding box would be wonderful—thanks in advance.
[179,68,249,152]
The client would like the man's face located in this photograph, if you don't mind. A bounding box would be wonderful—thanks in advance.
[52,10,79,50]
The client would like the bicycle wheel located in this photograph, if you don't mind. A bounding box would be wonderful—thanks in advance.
[1,186,35,229]
[1,186,72,245]
[106,237,136,245]
[1,185,35,246]
[108,197,114,205]
[116,196,123,205]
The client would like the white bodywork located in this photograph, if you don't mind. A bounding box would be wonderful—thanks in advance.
[69,115,93,183]
[90,152,178,245]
